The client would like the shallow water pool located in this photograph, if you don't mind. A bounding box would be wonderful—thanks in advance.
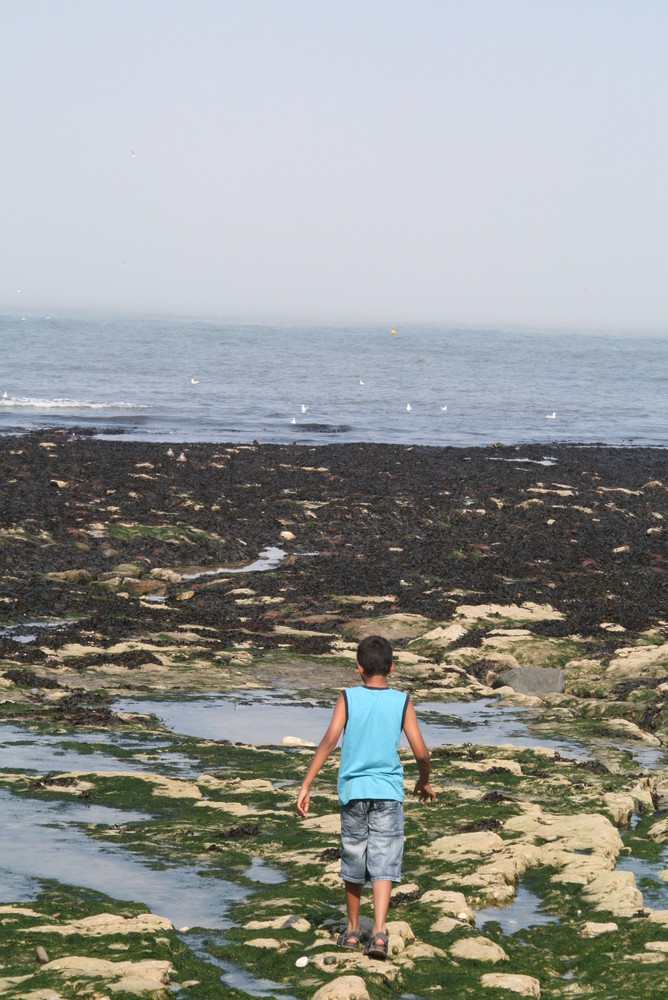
[0,788,244,927]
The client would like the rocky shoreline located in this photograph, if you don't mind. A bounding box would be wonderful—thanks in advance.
[1,431,668,998]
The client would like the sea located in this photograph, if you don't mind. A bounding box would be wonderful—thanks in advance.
[1,312,666,448]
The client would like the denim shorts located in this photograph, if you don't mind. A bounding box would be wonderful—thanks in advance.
[340,799,404,884]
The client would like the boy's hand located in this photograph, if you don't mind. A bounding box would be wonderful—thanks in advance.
[296,785,310,818]
[413,780,436,803]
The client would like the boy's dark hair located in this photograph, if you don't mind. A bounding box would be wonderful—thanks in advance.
[357,635,393,676]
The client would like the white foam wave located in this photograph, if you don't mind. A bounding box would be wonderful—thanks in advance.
[0,397,148,411]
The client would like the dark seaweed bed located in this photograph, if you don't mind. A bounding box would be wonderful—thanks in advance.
[1,432,666,647]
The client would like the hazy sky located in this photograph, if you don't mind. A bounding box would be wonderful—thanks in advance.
[2,1,667,328]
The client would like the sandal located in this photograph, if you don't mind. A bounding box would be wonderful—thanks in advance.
[364,930,388,960]
[337,928,363,950]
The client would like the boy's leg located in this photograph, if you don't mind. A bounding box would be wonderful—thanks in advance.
[344,880,362,932]
[340,801,369,939]
[366,800,404,943]
[371,878,392,935]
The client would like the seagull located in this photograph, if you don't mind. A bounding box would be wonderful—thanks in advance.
[176,452,187,462]
[291,416,296,424]
[440,405,448,411]
[359,379,365,386]
[191,378,199,385]
[166,448,174,457]
[2,391,7,399]
[131,150,136,157]
[545,412,556,419]
[301,404,308,413]
[406,403,412,412]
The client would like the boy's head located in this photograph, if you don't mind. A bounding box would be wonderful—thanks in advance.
[357,635,393,676]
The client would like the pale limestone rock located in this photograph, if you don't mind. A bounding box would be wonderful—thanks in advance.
[41,956,171,985]
[430,916,460,934]
[198,774,274,793]
[603,793,635,825]
[22,991,64,999]
[302,813,341,834]
[581,921,618,937]
[481,972,541,996]
[645,941,668,953]
[386,919,415,944]
[628,776,657,811]
[311,974,370,999]
[244,915,310,932]
[419,890,474,922]
[458,758,523,776]
[582,870,643,916]
[400,942,447,962]
[280,530,296,541]
[0,905,43,916]
[416,623,468,646]
[450,936,509,963]
[27,912,173,937]
[624,952,665,964]
[648,817,668,842]
[150,568,182,582]
[504,808,623,862]
[195,800,253,816]
[391,881,420,897]
[63,770,202,800]
[606,643,668,682]
[246,937,286,950]
[281,736,317,747]
[647,910,668,925]
[455,601,563,622]
[426,831,504,862]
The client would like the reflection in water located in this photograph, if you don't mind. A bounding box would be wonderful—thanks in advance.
[116,691,664,768]
[182,546,285,580]
[0,723,200,778]
[117,692,591,758]
[475,881,559,934]
[0,790,244,927]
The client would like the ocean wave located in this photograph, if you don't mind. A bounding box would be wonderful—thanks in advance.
[0,397,149,411]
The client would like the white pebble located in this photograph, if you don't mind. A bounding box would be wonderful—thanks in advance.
[295,956,309,968]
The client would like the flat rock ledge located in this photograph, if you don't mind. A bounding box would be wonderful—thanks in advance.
[426,804,643,916]
[312,975,370,1000]
[481,972,541,997]
[450,936,509,963]
[40,956,172,995]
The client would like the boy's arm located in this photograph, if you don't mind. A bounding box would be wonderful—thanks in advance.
[296,693,347,818]
[402,699,436,803]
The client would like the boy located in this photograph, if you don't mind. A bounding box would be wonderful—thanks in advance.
[296,634,435,959]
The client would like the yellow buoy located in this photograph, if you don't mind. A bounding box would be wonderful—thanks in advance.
[391,328,396,335]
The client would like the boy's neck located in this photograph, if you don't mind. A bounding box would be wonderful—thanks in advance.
[362,674,389,689]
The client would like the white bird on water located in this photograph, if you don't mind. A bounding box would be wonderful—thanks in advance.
[406,403,412,412]
[191,378,199,385]
[545,412,556,419]
[359,379,365,386]
[440,405,447,411]
[291,416,296,425]
[301,404,308,413]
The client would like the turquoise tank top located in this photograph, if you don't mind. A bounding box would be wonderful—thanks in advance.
[337,686,409,805]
